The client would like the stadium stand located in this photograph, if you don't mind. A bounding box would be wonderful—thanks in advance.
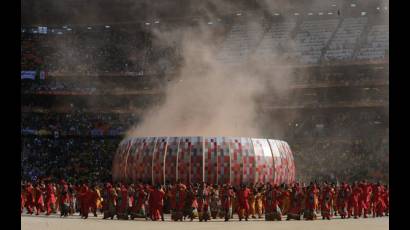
[324,17,367,61]
[356,24,389,60]
[21,7,389,183]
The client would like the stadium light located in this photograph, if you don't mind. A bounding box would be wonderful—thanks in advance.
[308,12,313,16]
[376,7,380,10]
[66,28,72,31]
[350,3,356,8]
[361,12,367,16]
[208,22,213,25]
[273,13,280,16]
[145,22,151,26]
[328,12,333,15]
[105,25,111,28]
[332,4,337,7]
[294,12,299,16]
[318,12,324,15]
[87,26,92,30]
[236,12,242,16]
[154,20,160,24]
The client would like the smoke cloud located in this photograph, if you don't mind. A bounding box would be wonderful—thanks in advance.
[127,15,294,138]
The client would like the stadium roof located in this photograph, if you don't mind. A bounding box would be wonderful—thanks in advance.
[21,0,387,27]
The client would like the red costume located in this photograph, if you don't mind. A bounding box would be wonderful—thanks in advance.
[359,182,372,218]
[320,185,335,219]
[25,184,35,214]
[384,187,389,216]
[304,184,319,220]
[373,184,387,217]
[220,186,235,221]
[237,186,251,221]
[21,192,25,214]
[45,184,56,215]
[280,187,291,215]
[117,185,129,219]
[170,184,187,221]
[337,183,350,219]
[102,183,117,219]
[287,184,303,220]
[78,184,91,218]
[196,185,211,221]
[149,187,165,221]
[34,185,44,215]
[59,183,70,217]
[348,184,362,218]
[89,188,99,217]
[264,185,282,221]
[131,185,148,219]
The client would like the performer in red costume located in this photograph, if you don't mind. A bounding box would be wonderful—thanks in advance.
[34,183,44,215]
[359,180,372,218]
[45,183,56,215]
[78,183,91,219]
[265,184,282,221]
[116,184,129,219]
[280,184,291,215]
[102,183,117,219]
[197,182,211,222]
[320,182,335,220]
[221,184,235,221]
[130,184,148,220]
[373,182,387,217]
[304,182,319,220]
[59,181,70,217]
[89,186,99,217]
[287,183,303,220]
[348,182,362,219]
[170,183,187,221]
[149,185,165,221]
[237,184,251,221]
[331,183,338,216]
[21,186,25,214]
[384,185,389,216]
[337,182,350,219]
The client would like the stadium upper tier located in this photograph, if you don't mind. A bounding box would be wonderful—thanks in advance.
[217,17,388,65]
[21,15,388,75]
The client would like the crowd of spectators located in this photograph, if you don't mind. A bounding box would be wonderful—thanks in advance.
[285,109,388,139]
[21,112,140,137]
[20,107,389,184]
[21,25,183,75]
[21,77,161,95]
[21,34,44,70]
[21,137,118,183]
[292,135,389,183]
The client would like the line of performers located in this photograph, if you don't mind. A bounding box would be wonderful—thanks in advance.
[21,180,389,221]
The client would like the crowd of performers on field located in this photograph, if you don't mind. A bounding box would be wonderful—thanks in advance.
[21,179,389,221]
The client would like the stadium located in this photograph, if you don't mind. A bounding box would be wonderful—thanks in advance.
[21,0,389,229]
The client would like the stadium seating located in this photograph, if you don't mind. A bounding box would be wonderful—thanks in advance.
[324,17,368,61]
[356,25,389,60]
[254,21,296,59]
[289,19,339,64]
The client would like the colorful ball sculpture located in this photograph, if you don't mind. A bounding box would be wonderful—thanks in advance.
[112,136,295,186]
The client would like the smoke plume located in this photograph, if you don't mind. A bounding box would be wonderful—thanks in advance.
[127,16,294,138]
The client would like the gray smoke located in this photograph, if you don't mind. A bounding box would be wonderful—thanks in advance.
[127,13,294,138]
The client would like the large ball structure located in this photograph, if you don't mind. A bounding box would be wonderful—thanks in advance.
[112,136,295,186]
